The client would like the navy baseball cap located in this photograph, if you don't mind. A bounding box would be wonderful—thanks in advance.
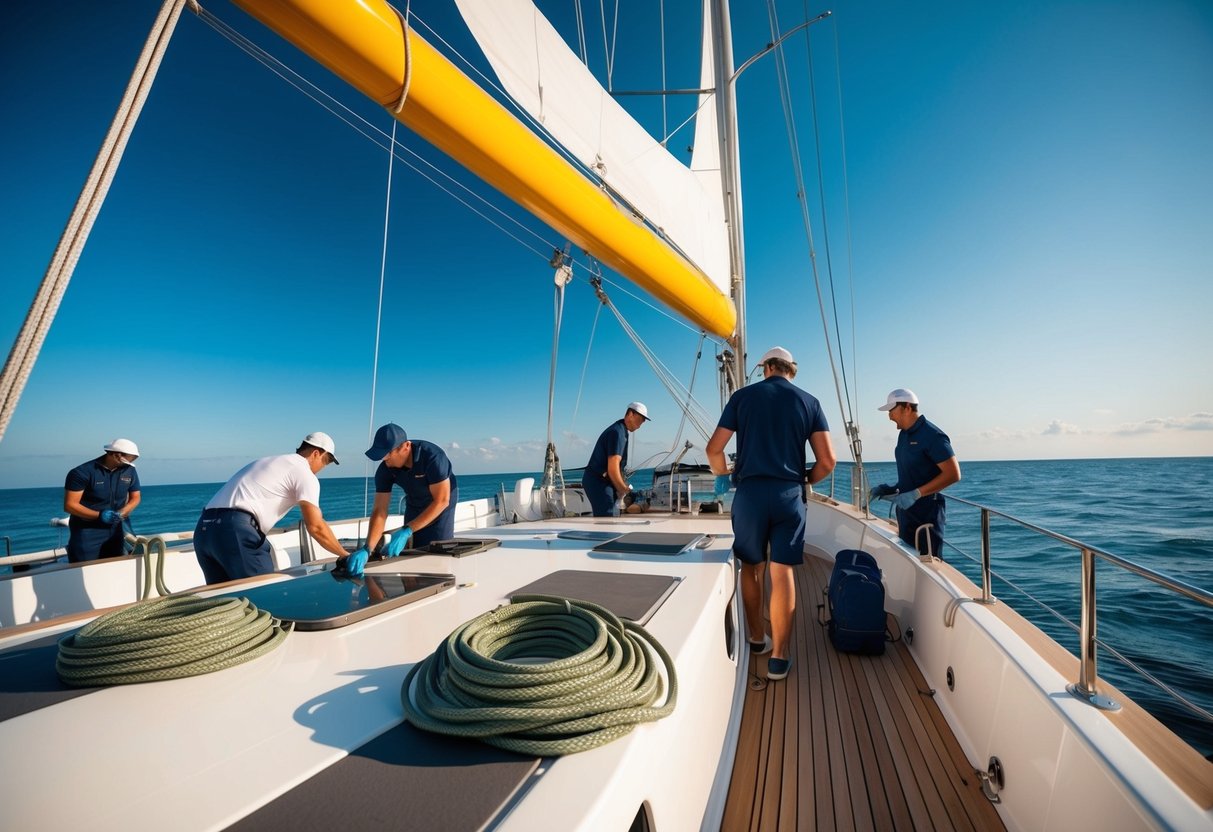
[365,423,408,461]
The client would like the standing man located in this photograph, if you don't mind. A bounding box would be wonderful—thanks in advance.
[194,432,350,584]
[581,402,650,517]
[870,388,961,559]
[63,438,142,562]
[707,347,836,681]
[349,423,459,575]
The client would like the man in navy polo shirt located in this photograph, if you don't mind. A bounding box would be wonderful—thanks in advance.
[63,438,142,562]
[581,402,650,516]
[870,388,961,559]
[347,423,459,575]
[707,347,836,681]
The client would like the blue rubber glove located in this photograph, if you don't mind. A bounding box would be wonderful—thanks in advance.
[868,483,896,502]
[346,546,370,576]
[892,489,921,510]
[384,526,413,557]
[100,510,122,524]
[713,475,732,496]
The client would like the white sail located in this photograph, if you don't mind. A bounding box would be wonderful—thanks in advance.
[454,0,731,297]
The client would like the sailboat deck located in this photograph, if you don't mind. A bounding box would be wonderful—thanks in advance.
[722,552,1006,831]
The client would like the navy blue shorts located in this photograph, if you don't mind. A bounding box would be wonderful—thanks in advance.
[581,473,617,517]
[730,479,806,566]
[194,508,273,584]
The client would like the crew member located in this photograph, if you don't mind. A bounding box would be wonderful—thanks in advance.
[582,402,650,516]
[63,438,142,562]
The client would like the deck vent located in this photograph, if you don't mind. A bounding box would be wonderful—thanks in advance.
[946,666,955,691]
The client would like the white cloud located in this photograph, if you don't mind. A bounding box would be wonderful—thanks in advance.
[1112,412,1213,436]
[1042,419,1081,436]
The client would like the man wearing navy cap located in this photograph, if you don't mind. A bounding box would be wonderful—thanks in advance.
[869,388,961,559]
[707,347,836,681]
[63,438,142,562]
[194,432,350,584]
[581,402,650,517]
[347,423,459,575]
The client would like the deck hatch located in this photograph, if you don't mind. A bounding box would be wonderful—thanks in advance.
[509,569,679,625]
[222,570,454,631]
[591,531,706,556]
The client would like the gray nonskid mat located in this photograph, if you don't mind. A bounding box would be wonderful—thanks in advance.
[508,569,680,625]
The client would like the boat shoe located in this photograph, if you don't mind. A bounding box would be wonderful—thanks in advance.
[767,657,791,680]
[748,634,772,655]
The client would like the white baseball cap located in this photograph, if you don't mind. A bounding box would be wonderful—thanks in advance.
[760,346,796,365]
[878,388,919,411]
[303,431,340,464]
[103,438,139,463]
[627,401,651,421]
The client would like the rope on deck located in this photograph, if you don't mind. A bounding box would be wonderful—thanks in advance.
[401,594,678,756]
[56,594,291,686]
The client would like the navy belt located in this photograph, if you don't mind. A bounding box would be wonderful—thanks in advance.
[203,507,262,532]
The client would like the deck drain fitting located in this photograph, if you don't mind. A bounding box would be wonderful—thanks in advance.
[946,666,955,691]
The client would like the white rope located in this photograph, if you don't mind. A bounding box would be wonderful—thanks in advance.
[0,0,190,443]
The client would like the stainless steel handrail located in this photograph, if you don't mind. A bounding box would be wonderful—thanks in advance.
[944,493,1213,711]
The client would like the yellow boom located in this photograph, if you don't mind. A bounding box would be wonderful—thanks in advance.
[231,0,737,337]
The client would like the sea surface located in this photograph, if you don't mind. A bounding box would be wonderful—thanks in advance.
[2,457,1210,757]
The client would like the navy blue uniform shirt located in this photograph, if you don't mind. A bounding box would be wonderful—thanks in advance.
[374,439,457,511]
[64,457,141,525]
[718,376,829,483]
[586,419,629,478]
[895,416,955,492]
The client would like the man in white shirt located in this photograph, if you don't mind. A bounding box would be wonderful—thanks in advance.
[194,432,351,584]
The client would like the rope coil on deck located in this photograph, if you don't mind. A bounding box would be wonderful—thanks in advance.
[56,594,292,687]
[401,594,678,756]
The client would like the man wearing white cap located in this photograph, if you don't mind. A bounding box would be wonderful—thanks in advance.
[63,438,142,562]
[707,347,836,681]
[870,389,961,559]
[194,432,351,584]
[582,402,650,516]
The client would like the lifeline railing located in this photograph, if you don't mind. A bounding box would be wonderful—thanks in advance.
[943,493,1213,714]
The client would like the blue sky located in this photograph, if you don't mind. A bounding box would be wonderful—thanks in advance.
[1,0,1211,489]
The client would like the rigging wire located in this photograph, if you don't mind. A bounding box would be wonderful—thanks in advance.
[573,0,589,64]
[195,7,558,268]
[365,119,400,517]
[763,2,856,455]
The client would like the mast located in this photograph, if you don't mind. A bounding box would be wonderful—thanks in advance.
[710,0,747,394]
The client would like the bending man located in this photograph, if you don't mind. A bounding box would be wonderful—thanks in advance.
[349,423,459,574]
[194,432,350,584]
[707,347,836,681]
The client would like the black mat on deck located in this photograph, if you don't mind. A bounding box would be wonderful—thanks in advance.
[0,632,98,723]
[509,569,679,625]
[228,720,539,831]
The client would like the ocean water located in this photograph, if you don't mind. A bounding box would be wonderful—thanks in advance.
[2,458,1210,756]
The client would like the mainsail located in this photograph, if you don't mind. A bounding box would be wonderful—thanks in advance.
[231,0,737,338]
[454,0,731,299]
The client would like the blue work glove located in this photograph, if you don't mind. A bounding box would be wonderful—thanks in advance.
[891,489,921,510]
[346,546,370,576]
[100,510,122,524]
[713,475,732,496]
[868,483,896,502]
[384,526,413,557]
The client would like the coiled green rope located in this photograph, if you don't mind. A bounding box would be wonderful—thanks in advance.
[56,593,292,687]
[401,594,678,756]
